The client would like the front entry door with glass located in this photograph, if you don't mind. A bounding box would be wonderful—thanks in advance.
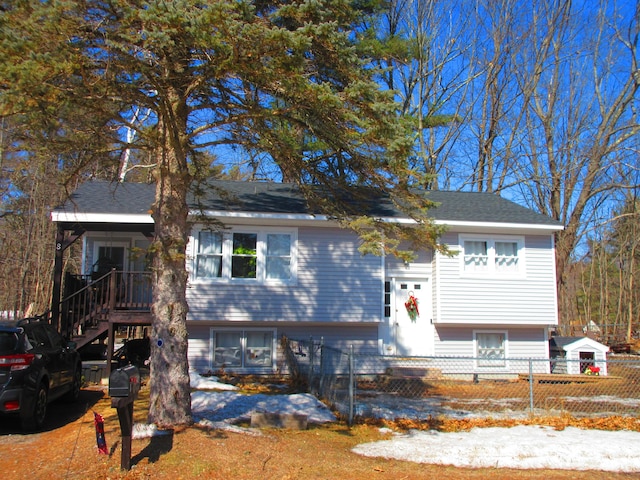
[393,279,433,356]
[93,244,127,277]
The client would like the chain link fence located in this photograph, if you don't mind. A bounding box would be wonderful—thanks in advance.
[283,337,640,425]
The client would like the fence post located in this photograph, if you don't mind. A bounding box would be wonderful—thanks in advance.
[528,358,534,415]
[308,336,314,387]
[348,345,354,426]
[318,337,325,396]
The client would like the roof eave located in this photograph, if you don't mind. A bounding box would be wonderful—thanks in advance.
[436,219,564,233]
[50,212,154,224]
[51,210,564,233]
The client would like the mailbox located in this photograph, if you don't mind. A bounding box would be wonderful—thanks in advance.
[109,365,141,399]
[109,364,140,471]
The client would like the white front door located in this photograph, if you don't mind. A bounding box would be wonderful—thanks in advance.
[393,279,433,356]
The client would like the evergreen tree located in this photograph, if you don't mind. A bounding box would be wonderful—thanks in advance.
[1,0,442,427]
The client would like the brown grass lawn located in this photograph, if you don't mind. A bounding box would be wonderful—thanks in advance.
[1,383,638,480]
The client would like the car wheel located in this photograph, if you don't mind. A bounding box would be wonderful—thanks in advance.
[21,382,48,431]
[63,365,82,403]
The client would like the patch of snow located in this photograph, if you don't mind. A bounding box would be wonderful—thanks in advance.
[191,390,336,425]
[129,375,640,472]
[559,395,640,407]
[189,371,239,391]
[353,426,640,473]
[131,423,172,440]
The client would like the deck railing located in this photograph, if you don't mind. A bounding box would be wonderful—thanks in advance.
[60,270,152,340]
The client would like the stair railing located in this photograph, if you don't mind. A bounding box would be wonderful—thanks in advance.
[59,270,152,341]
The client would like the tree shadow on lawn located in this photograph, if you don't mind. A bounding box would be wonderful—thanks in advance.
[130,430,174,465]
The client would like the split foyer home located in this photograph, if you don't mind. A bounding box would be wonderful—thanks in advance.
[50,180,564,374]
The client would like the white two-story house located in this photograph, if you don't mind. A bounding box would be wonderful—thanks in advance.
[50,180,564,374]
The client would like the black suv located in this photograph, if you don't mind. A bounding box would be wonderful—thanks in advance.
[0,318,82,431]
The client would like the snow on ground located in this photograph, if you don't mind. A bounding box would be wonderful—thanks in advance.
[353,426,640,473]
[355,392,640,421]
[191,390,337,426]
[187,371,336,431]
[132,371,640,473]
[188,371,240,391]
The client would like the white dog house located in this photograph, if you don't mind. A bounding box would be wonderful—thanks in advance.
[549,336,609,376]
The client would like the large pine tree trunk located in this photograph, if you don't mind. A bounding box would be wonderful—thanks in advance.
[147,100,193,427]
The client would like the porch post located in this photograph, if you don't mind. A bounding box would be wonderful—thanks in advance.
[51,224,65,330]
[107,321,115,378]
[109,268,118,310]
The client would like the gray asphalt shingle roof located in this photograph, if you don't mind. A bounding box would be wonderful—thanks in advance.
[54,180,563,227]
[549,336,584,348]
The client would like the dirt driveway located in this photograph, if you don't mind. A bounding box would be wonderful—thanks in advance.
[0,386,636,480]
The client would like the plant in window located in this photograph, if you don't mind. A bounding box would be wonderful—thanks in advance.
[233,245,256,256]
[232,245,257,278]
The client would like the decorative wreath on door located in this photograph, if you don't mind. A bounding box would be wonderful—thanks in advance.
[404,293,419,322]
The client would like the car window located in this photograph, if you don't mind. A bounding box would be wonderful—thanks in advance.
[26,326,51,349]
[43,325,64,349]
[0,331,18,355]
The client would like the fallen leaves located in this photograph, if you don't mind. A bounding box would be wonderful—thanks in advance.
[359,414,640,434]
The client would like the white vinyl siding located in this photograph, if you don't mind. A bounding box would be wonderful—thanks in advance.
[384,246,433,277]
[187,323,380,372]
[187,227,383,324]
[431,326,550,375]
[434,233,558,326]
[433,326,549,359]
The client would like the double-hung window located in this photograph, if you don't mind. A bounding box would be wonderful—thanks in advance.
[461,236,523,276]
[265,233,292,280]
[196,231,223,279]
[193,228,296,283]
[475,331,507,368]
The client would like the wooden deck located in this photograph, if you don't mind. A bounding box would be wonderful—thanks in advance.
[519,373,622,384]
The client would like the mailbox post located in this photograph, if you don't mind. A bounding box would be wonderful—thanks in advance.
[109,365,141,470]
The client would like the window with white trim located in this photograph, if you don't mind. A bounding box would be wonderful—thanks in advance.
[475,331,507,368]
[495,241,519,272]
[193,228,296,283]
[195,231,223,279]
[265,233,292,280]
[463,240,488,272]
[461,236,523,276]
[383,281,391,318]
[212,328,276,369]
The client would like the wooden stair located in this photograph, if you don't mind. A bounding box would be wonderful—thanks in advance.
[71,318,110,350]
[59,270,153,350]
